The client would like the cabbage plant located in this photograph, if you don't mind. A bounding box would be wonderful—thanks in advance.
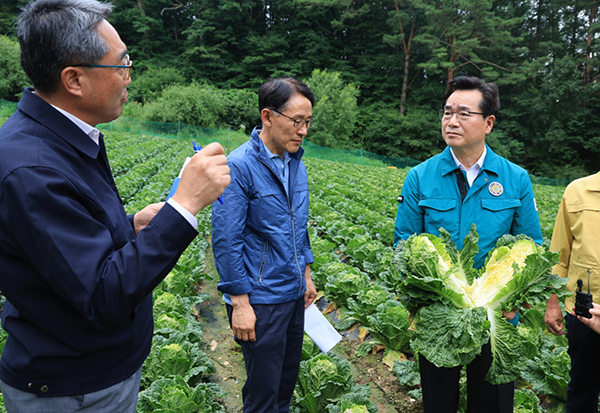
[394,225,569,385]
[293,354,353,413]
[137,376,225,413]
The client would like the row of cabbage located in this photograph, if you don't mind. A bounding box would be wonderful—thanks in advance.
[108,134,225,413]
[303,158,570,413]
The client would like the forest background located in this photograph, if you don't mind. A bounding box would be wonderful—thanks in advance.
[0,0,599,180]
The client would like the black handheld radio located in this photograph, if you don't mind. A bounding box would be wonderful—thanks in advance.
[575,271,593,319]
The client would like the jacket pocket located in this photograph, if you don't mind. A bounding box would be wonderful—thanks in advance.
[418,198,456,211]
[480,198,521,211]
[568,204,600,241]
[292,183,310,220]
[294,183,309,193]
[258,240,269,283]
[567,259,598,302]
[418,198,457,234]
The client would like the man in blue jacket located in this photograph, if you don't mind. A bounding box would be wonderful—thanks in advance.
[212,77,318,413]
[394,76,542,413]
[0,1,230,412]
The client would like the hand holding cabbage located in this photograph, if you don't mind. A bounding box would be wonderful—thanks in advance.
[394,225,569,385]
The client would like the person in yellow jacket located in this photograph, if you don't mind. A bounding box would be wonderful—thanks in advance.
[545,171,600,413]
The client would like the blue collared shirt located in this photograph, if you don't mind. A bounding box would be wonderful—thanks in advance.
[260,138,291,195]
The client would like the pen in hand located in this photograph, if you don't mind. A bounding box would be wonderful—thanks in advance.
[193,141,224,204]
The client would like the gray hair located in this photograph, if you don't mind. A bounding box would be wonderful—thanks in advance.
[17,0,113,94]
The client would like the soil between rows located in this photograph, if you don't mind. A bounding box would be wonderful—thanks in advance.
[194,243,424,413]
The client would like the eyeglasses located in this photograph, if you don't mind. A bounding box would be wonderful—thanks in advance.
[72,54,132,79]
[439,109,485,122]
[271,109,316,129]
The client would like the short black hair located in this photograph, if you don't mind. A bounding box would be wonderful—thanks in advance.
[258,77,315,112]
[442,76,500,117]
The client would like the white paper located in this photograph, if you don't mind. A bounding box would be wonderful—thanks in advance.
[304,303,342,353]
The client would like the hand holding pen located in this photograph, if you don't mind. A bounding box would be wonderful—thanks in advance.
[170,142,229,215]
[194,141,224,204]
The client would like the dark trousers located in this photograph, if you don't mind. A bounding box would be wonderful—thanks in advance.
[420,342,514,413]
[566,313,600,413]
[226,296,305,413]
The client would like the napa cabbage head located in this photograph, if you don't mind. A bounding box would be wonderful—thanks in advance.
[472,234,565,312]
[394,225,478,309]
[394,227,567,385]
[472,237,539,308]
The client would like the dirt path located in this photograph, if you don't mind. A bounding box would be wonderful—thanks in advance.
[195,245,245,413]
[196,243,423,413]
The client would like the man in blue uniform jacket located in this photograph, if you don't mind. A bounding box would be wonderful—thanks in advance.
[0,1,230,412]
[212,77,318,413]
[394,76,542,413]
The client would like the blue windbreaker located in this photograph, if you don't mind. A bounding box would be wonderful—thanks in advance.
[212,128,313,305]
[394,145,542,269]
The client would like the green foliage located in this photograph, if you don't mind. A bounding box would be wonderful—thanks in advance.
[0,99,17,126]
[128,64,187,103]
[143,82,228,128]
[323,263,370,308]
[140,82,258,131]
[137,376,225,413]
[519,333,571,403]
[337,283,395,330]
[393,359,421,387]
[359,104,443,162]
[153,291,194,318]
[305,69,360,149]
[293,354,354,413]
[0,1,20,37]
[513,388,545,413]
[224,88,260,134]
[0,35,29,101]
[325,384,377,413]
[302,334,323,361]
[411,303,490,368]
[141,333,216,387]
[356,300,411,356]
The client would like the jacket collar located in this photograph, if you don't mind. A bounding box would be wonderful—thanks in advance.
[250,126,304,162]
[18,88,101,161]
[440,144,500,177]
[584,172,600,192]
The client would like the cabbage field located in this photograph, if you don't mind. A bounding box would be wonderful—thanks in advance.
[0,130,572,412]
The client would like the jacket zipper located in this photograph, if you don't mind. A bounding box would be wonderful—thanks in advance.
[258,157,305,294]
[290,206,304,297]
[258,240,269,283]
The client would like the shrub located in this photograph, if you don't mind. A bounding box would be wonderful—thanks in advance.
[0,35,29,101]
[305,69,360,149]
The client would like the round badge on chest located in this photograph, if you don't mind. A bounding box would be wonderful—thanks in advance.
[488,182,504,197]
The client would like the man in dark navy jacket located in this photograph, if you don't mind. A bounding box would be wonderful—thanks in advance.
[0,0,230,412]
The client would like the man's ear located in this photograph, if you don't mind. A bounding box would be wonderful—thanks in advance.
[260,108,273,127]
[60,67,85,98]
[485,114,496,134]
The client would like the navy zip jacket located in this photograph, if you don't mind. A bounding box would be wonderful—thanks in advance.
[212,128,314,305]
[0,89,197,396]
